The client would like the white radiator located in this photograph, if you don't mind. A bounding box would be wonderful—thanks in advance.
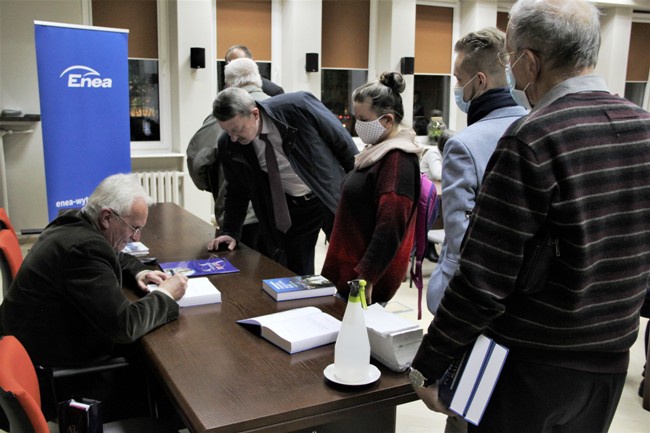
[135,171,184,206]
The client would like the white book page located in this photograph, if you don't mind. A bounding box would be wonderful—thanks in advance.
[465,344,508,425]
[239,306,324,327]
[238,307,341,354]
[265,312,341,353]
[149,277,220,307]
[363,304,420,335]
[450,335,493,415]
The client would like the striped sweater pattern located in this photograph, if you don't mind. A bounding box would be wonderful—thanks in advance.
[414,91,650,378]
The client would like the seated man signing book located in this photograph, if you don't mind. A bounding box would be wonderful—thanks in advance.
[0,173,188,367]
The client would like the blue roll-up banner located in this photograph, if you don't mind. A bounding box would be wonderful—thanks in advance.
[34,21,131,221]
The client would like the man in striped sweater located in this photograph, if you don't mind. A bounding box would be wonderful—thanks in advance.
[409,0,650,432]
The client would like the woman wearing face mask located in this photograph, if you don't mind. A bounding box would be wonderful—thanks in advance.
[321,72,423,305]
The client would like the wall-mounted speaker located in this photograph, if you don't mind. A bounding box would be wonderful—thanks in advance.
[305,53,319,73]
[191,47,206,69]
[400,57,414,75]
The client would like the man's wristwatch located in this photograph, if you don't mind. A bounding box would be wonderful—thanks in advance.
[408,367,434,388]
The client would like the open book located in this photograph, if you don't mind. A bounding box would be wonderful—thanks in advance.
[149,277,221,307]
[438,334,508,426]
[363,304,423,372]
[237,306,341,354]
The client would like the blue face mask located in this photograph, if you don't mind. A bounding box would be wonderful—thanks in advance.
[453,74,478,113]
[506,53,532,110]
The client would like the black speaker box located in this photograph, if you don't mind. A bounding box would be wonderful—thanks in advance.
[191,47,206,69]
[400,57,414,75]
[305,53,319,72]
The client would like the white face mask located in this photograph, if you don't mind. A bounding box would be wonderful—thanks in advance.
[453,74,478,113]
[355,115,386,145]
[506,53,532,110]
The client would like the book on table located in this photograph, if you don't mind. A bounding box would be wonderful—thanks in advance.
[262,275,336,301]
[438,334,509,426]
[122,241,149,257]
[237,306,341,354]
[149,277,221,307]
[159,256,239,277]
[362,304,423,372]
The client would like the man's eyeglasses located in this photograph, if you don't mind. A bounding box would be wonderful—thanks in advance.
[111,209,142,237]
[497,50,519,68]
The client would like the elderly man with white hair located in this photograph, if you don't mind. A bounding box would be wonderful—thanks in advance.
[409,1,650,432]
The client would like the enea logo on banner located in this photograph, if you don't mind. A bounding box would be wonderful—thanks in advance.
[59,65,113,88]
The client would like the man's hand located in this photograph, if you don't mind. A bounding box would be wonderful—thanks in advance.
[158,273,189,301]
[136,270,169,291]
[413,382,456,416]
[364,281,374,305]
[208,235,237,251]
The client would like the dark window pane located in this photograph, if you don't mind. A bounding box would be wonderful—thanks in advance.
[624,82,647,107]
[217,60,272,92]
[321,69,368,136]
[414,75,451,134]
[129,59,160,142]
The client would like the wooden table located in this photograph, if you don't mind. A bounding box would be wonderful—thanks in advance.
[139,203,418,433]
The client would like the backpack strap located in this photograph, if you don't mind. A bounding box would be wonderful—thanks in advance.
[410,174,439,319]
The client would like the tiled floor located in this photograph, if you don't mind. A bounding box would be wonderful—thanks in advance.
[312,232,650,433]
[8,234,649,433]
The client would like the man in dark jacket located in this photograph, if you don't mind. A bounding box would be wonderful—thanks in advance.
[209,87,358,275]
[0,173,187,367]
[224,44,284,96]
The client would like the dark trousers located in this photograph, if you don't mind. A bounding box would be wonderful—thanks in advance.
[470,358,625,433]
[241,222,266,256]
[274,193,325,275]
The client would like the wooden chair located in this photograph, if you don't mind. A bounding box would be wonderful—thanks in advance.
[0,335,179,433]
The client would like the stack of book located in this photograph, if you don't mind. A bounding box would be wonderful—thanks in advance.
[262,275,336,301]
[122,241,149,257]
[363,304,423,372]
[149,277,221,307]
[236,302,422,363]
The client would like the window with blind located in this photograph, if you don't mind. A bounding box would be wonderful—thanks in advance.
[215,0,273,91]
[625,21,650,107]
[321,0,370,136]
[92,0,163,148]
[413,5,453,135]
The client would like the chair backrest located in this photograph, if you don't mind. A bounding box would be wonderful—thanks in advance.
[0,335,50,433]
[0,228,23,279]
[0,208,17,238]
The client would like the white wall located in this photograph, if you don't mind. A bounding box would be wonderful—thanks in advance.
[596,7,633,97]
[169,0,216,223]
[0,0,84,231]
[279,0,322,96]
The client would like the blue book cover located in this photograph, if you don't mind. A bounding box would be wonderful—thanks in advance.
[159,257,239,277]
[262,275,336,301]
